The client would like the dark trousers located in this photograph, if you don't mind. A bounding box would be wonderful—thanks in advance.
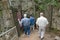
[24,26,30,35]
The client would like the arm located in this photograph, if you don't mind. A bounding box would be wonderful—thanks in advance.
[36,18,39,29]
[20,19,23,27]
[36,18,39,26]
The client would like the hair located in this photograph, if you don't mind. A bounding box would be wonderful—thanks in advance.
[40,12,43,16]
[27,14,30,18]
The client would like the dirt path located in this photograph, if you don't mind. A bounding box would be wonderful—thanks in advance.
[20,30,55,40]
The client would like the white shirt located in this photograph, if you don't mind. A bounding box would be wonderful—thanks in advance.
[36,16,49,28]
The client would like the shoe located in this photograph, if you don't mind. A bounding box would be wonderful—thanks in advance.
[27,35,30,37]
[41,38,43,40]
[41,37,44,40]
[39,36,40,38]
[54,39,57,40]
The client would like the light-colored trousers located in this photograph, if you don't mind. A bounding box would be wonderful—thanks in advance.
[38,26,46,38]
[30,25,34,30]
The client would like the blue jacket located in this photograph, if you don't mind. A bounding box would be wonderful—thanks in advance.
[30,16,35,25]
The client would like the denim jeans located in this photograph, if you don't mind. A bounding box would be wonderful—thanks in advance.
[24,26,30,35]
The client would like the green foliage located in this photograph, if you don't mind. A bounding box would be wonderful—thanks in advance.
[44,0,51,3]
[34,0,60,12]
[0,6,2,11]
[34,0,38,3]
[38,4,46,11]
[50,0,59,7]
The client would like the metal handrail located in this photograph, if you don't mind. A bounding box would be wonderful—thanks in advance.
[0,26,16,37]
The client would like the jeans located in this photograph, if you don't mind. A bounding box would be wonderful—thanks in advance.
[24,26,30,35]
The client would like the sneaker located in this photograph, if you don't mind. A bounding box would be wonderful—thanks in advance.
[41,37,44,40]
[39,36,40,38]
[27,35,30,37]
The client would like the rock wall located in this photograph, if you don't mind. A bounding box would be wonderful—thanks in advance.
[52,8,60,30]
[0,0,15,34]
[44,6,60,30]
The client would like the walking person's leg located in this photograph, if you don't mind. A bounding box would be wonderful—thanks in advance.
[30,25,33,33]
[24,27,27,35]
[33,25,34,31]
[30,25,32,31]
[27,27,30,37]
[38,28,41,38]
[31,25,34,31]
[40,28,45,40]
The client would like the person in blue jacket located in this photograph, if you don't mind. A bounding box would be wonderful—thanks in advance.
[30,15,35,31]
[21,14,30,37]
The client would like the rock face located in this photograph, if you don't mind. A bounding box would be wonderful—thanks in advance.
[0,1,4,34]
[0,0,20,33]
[22,0,33,10]
[44,7,60,30]
[52,9,60,30]
[21,0,34,15]
[2,0,14,31]
[0,0,20,40]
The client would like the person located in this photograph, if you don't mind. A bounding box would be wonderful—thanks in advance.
[30,15,35,31]
[36,12,49,40]
[21,14,30,37]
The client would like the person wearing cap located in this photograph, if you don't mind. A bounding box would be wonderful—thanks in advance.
[21,14,30,37]
[36,12,49,40]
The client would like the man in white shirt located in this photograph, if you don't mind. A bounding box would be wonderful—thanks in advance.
[36,12,49,40]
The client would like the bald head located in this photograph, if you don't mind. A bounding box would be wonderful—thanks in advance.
[40,12,43,16]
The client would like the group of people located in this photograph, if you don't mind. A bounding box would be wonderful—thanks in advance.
[19,12,49,40]
[20,14,35,36]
